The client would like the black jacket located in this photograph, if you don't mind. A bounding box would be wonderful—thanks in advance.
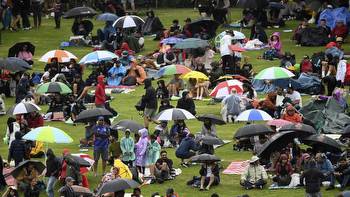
[142,79,157,109]
[8,133,26,162]
[176,98,196,115]
[24,185,40,197]
[45,157,61,178]
[300,168,325,193]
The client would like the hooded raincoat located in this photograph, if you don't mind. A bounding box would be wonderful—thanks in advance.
[135,128,149,167]
[107,64,126,86]
[120,135,135,162]
[95,75,106,106]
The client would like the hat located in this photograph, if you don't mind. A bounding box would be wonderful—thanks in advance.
[249,155,259,163]
[336,37,344,42]
[65,177,75,183]
[122,50,129,57]
[98,116,105,121]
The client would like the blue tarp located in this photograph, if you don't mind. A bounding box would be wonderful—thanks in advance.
[318,7,350,29]
[296,73,321,90]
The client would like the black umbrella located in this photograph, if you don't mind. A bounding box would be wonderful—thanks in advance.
[10,160,45,178]
[71,185,93,196]
[96,178,140,196]
[111,120,144,132]
[188,18,219,39]
[0,57,31,72]
[302,134,343,153]
[191,154,221,163]
[234,124,274,139]
[198,136,224,145]
[279,123,316,137]
[257,131,296,159]
[75,108,114,123]
[8,42,35,57]
[235,0,268,9]
[63,6,97,19]
[113,15,145,29]
[197,114,226,125]
[62,155,91,167]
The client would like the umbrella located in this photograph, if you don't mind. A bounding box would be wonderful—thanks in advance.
[156,108,195,121]
[267,119,291,127]
[197,114,226,125]
[198,136,224,145]
[236,109,273,122]
[97,13,118,22]
[215,31,246,48]
[0,57,32,72]
[279,123,316,137]
[64,154,92,167]
[111,120,144,132]
[63,6,97,19]
[235,0,268,9]
[10,160,45,179]
[97,178,140,195]
[302,134,342,153]
[22,126,73,143]
[191,154,221,163]
[181,71,209,80]
[36,82,72,94]
[268,2,285,9]
[229,44,246,52]
[72,185,93,196]
[257,131,296,159]
[234,124,274,139]
[7,102,41,115]
[79,50,118,64]
[160,37,184,45]
[113,15,145,29]
[75,108,114,123]
[156,64,191,77]
[254,67,295,80]
[8,42,35,57]
[187,18,219,39]
[173,38,209,49]
[210,79,243,98]
[273,78,302,90]
[217,75,249,83]
[39,50,77,63]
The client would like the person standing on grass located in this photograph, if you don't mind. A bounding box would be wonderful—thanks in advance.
[120,129,135,167]
[300,159,325,197]
[31,0,42,28]
[135,128,148,174]
[50,0,61,29]
[219,30,234,74]
[141,78,157,129]
[93,116,110,177]
[95,75,106,108]
[45,148,61,197]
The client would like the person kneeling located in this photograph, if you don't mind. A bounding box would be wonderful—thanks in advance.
[240,156,268,190]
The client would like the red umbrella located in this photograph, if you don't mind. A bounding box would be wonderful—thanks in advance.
[229,44,246,52]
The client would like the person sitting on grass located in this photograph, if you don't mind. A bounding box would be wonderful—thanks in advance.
[169,120,190,147]
[281,104,302,123]
[333,157,350,191]
[240,156,268,190]
[167,74,185,98]
[272,154,293,186]
[315,153,335,191]
[176,91,196,116]
[199,161,220,191]
[175,134,200,167]
[153,150,174,183]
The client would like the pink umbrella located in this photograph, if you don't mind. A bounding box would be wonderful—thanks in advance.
[267,119,291,127]
[210,79,243,98]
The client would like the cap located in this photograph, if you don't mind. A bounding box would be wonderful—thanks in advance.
[336,37,344,42]
[65,177,75,183]
[98,116,105,121]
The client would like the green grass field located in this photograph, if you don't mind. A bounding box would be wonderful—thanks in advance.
[0,8,348,197]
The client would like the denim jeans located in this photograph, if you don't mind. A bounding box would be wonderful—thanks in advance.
[46,176,57,197]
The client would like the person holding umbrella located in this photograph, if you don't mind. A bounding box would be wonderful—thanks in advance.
[200,119,217,137]
[199,161,220,191]
[120,129,135,167]
[240,156,268,190]
[93,116,110,177]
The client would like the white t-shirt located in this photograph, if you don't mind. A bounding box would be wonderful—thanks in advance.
[286,90,302,107]
[276,95,285,106]
[220,34,233,57]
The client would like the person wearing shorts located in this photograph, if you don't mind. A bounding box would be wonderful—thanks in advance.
[93,116,110,176]
[121,0,135,11]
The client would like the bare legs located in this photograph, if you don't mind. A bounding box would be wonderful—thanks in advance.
[200,174,215,190]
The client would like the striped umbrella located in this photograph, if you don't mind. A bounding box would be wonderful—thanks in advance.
[156,108,195,121]
[36,82,72,94]
[113,15,144,29]
[39,50,77,63]
[254,67,295,80]
[156,65,192,77]
[22,126,73,143]
[210,80,243,98]
[236,109,273,122]
[79,50,118,64]
[7,102,41,115]
[181,71,209,80]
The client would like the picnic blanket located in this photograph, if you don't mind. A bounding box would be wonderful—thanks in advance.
[3,167,16,186]
[222,160,249,175]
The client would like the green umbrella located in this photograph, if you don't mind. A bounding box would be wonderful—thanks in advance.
[36,82,72,94]
[254,67,295,80]
[173,38,209,49]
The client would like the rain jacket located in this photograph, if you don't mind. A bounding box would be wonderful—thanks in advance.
[175,137,199,157]
[269,32,282,55]
[120,136,135,162]
[95,75,106,106]
[146,140,161,165]
[135,128,148,167]
[113,159,132,179]
[107,64,126,86]
[45,149,61,178]
[142,79,157,109]
[176,91,196,115]
[336,59,347,83]
[222,94,241,116]
[8,132,26,164]
[282,105,302,123]
[241,164,268,184]
[331,24,348,39]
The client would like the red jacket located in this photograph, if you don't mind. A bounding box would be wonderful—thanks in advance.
[331,25,348,39]
[95,75,106,105]
[27,115,44,129]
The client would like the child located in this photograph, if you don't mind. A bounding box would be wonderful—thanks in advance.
[263,32,282,60]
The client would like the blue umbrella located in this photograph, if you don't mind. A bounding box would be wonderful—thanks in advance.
[97,13,119,22]
[273,79,302,89]
[160,37,183,45]
[173,38,209,49]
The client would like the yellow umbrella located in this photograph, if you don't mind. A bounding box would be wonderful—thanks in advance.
[181,71,209,80]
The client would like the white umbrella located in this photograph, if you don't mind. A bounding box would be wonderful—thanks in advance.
[156,108,195,121]
[7,102,41,115]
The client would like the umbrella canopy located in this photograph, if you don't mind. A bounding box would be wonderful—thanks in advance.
[254,67,295,80]
[36,82,72,94]
[160,37,184,45]
[79,50,118,64]
[113,15,145,29]
[156,108,195,121]
[267,119,291,127]
[23,126,73,143]
[97,13,118,22]
[10,160,45,179]
[181,71,209,80]
[234,124,274,139]
[235,0,268,9]
[75,108,114,123]
[173,38,209,49]
[97,178,140,195]
[7,102,41,115]
[187,18,219,39]
[302,134,342,153]
[216,75,249,83]
[8,42,35,57]
[72,185,93,196]
[210,79,243,98]
[0,57,32,72]
[257,131,296,159]
[191,154,221,163]
[198,136,224,145]
[111,120,144,132]
[197,114,226,125]
[64,154,92,167]
[229,44,246,52]
[236,109,273,122]
[279,123,316,137]
[63,6,97,19]
[156,64,191,77]
[39,50,77,63]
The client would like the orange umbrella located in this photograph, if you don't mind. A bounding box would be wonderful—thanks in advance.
[229,44,246,52]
